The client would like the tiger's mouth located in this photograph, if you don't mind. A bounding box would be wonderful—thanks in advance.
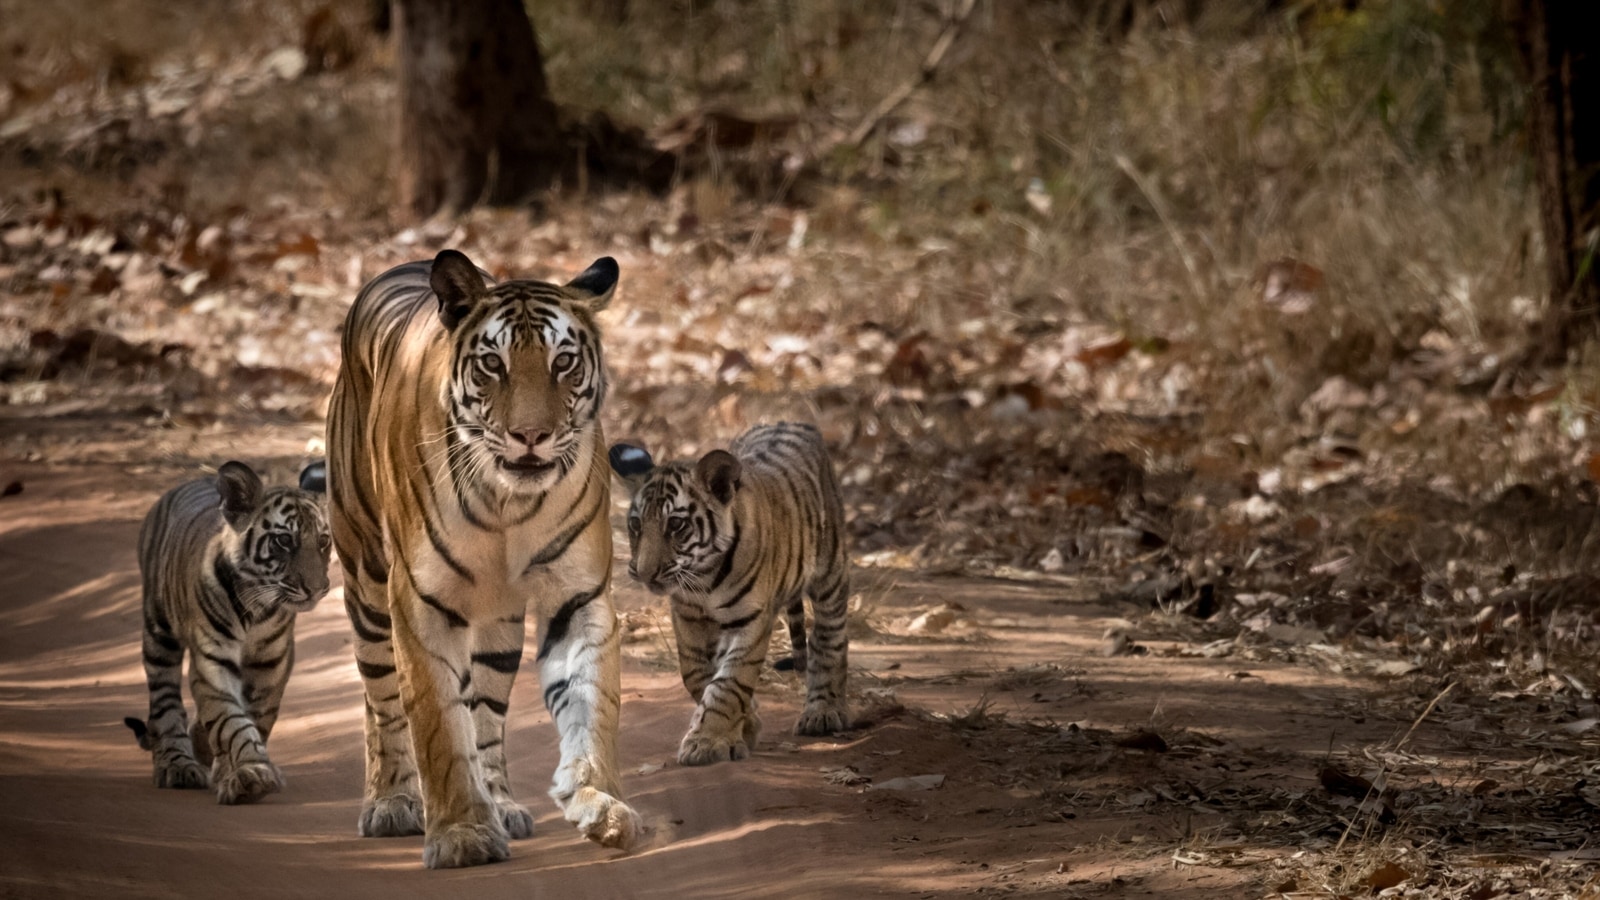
[499,455,558,477]
[285,590,325,613]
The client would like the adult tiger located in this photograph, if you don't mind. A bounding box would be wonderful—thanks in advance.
[326,249,640,869]
[125,460,330,804]
[609,422,851,766]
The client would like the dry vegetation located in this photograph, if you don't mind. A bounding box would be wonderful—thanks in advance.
[4,0,1600,896]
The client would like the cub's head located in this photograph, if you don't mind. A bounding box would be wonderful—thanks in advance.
[431,249,618,493]
[608,443,741,596]
[217,461,332,620]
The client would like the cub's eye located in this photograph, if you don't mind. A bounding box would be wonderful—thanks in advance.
[317,533,332,552]
[667,515,689,537]
[552,351,577,376]
[627,515,641,537]
[271,533,296,554]
[479,354,505,376]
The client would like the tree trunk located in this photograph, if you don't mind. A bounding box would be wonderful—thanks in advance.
[393,0,564,220]
[1507,0,1600,355]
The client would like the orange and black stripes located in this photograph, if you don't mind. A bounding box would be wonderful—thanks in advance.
[611,422,852,767]
[327,249,640,869]
[128,461,329,804]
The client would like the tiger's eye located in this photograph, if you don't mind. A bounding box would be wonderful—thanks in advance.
[667,516,688,537]
[553,351,576,375]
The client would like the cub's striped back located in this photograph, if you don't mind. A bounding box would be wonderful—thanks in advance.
[610,422,851,766]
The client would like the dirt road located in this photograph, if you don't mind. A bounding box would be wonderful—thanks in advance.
[0,430,1526,899]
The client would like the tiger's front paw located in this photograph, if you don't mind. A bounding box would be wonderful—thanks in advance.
[795,700,849,736]
[565,786,641,851]
[358,794,424,837]
[155,756,210,790]
[214,760,284,804]
[495,798,535,840]
[422,821,510,869]
[677,730,750,766]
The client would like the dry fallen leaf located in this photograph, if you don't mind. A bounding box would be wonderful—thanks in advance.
[1364,861,1411,890]
[1258,256,1323,314]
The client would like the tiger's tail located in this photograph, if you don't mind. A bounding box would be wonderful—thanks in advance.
[124,716,153,751]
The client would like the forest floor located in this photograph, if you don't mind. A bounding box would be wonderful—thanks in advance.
[3,413,1599,899]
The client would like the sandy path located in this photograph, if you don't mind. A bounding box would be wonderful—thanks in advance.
[0,455,1406,898]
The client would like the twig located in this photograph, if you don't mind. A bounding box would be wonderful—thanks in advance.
[844,0,980,150]
[1332,681,1455,853]
[1113,152,1208,307]
[1394,681,1454,751]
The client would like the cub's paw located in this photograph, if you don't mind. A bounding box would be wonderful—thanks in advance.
[422,821,510,869]
[677,731,750,766]
[565,786,642,851]
[214,761,284,805]
[155,757,210,790]
[358,794,425,837]
[495,798,535,840]
[795,701,849,736]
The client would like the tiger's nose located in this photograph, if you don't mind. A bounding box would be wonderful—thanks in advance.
[509,427,552,449]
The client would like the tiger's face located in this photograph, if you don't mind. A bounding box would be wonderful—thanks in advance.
[608,444,741,596]
[432,251,618,494]
[218,461,332,621]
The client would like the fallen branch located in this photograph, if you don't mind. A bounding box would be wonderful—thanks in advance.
[844,0,980,150]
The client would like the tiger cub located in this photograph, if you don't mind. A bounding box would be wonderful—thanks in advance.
[609,422,851,766]
[124,460,330,804]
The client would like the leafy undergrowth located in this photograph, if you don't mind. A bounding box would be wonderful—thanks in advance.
[4,1,1600,896]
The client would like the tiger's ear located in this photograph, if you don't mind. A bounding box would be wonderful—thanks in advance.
[566,257,619,311]
[431,249,487,330]
[695,450,741,505]
[298,460,327,494]
[608,443,654,493]
[216,461,263,529]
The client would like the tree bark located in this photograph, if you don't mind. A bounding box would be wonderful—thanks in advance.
[1507,0,1600,355]
[393,0,564,220]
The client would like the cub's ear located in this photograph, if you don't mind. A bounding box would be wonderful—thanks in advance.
[298,460,327,494]
[431,249,488,330]
[695,449,741,505]
[608,443,654,493]
[216,461,263,529]
[566,257,619,311]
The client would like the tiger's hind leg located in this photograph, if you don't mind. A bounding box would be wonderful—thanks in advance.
[796,565,850,736]
[469,615,534,840]
[345,575,425,837]
[783,592,808,675]
[138,614,208,790]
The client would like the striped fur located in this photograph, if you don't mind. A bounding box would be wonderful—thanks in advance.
[127,460,330,804]
[326,249,640,869]
[610,422,851,766]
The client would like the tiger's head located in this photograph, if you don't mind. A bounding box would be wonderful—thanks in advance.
[607,443,741,596]
[217,461,332,621]
[430,249,618,494]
